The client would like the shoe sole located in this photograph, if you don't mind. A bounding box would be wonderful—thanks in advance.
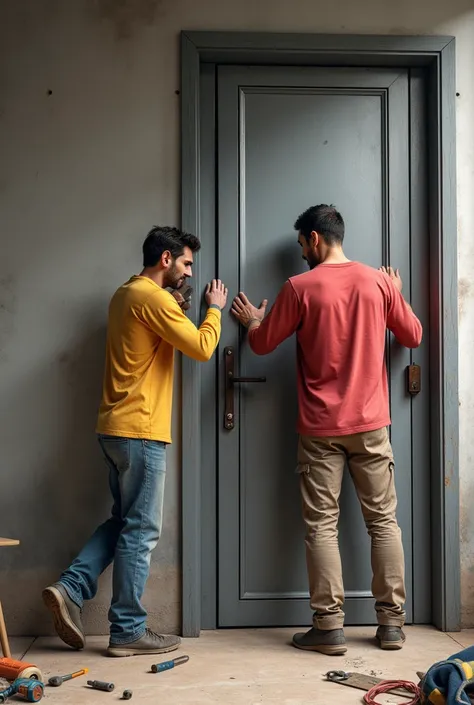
[107,641,180,658]
[292,640,347,656]
[378,639,405,650]
[42,586,85,650]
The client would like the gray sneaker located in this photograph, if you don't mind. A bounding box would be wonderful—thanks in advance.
[107,628,181,657]
[292,627,347,655]
[42,583,85,650]
[376,626,406,650]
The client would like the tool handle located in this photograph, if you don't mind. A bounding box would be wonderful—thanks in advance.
[151,655,189,673]
[153,660,175,673]
[87,680,115,692]
[0,686,15,703]
[72,669,88,677]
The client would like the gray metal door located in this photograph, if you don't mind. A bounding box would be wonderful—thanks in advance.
[217,66,424,627]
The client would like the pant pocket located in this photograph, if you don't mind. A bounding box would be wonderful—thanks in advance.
[99,436,131,473]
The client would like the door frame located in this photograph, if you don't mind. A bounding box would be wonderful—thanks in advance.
[180,31,459,636]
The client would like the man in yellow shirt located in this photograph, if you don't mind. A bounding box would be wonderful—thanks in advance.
[43,226,227,657]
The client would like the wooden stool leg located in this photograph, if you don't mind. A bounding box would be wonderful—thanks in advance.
[0,600,11,658]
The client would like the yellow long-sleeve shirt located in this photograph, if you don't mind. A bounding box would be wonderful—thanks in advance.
[96,275,221,443]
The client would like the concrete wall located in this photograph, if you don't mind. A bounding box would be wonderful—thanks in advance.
[1,0,473,635]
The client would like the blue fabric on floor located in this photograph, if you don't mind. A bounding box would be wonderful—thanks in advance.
[421,645,474,704]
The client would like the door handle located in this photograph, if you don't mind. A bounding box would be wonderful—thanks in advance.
[224,346,266,430]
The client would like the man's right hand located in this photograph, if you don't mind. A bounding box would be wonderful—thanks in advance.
[205,279,228,310]
[380,266,403,293]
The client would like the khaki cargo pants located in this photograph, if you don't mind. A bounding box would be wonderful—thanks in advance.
[297,427,406,630]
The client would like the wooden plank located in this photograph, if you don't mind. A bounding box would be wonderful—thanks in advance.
[0,601,12,658]
[0,538,19,547]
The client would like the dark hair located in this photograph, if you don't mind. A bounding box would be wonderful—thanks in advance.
[142,226,201,267]
[294,204,345,246]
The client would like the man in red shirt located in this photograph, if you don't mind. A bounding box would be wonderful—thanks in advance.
[232,204,422,655]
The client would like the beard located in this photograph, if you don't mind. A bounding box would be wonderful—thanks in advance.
[165,263,186,290]
[306,251,320,270]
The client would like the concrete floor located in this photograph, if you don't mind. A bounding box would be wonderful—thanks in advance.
[5,627,474,704]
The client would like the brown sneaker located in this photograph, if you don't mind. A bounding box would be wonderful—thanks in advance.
[292,627,347,656]
[107,628,181,657]
[42,583,85,650]
[376,626,406,650]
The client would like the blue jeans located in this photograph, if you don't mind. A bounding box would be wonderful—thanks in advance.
[59,435,166,644]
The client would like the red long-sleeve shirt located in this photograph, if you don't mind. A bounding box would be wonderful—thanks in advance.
[248,262,422,437]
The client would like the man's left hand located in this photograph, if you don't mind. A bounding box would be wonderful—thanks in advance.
[171,284,193,311]
[379,266,403,293]
[231,292,268,328]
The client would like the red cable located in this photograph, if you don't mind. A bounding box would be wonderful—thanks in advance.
[363,679,422,705]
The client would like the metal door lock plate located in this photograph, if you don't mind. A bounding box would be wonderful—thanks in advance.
[407,363,421,395]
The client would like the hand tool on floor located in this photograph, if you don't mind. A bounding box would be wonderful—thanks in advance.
[0,658,42,682]
[0,678,44,703]
[121,690,133,700]
[151,655,189,673]
[325,670,415,698]
[48,668,88,687]
[87,680,115,692]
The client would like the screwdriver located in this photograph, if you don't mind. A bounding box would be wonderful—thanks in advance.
[48,668,89,687]
[87,680,115,692]
[151,655,189,673]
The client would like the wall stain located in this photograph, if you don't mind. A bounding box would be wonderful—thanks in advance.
[86,0,166,40]
[458,277,472,321]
